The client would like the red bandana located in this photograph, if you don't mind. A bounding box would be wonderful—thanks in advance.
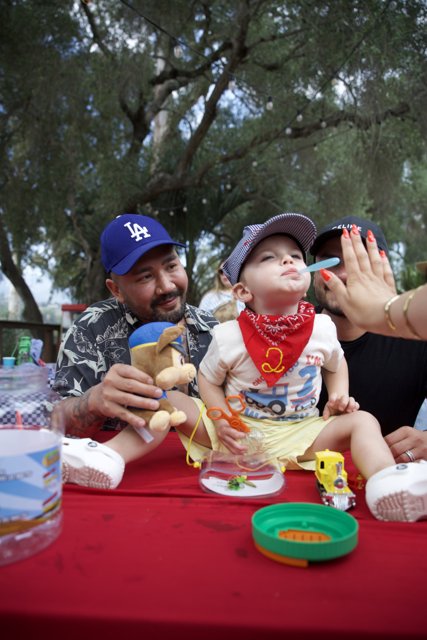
[237,302,315,387]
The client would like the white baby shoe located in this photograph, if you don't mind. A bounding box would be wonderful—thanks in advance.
[62,437,125,490]
[365,461,427,522]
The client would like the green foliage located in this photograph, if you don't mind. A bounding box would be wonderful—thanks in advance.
[1,0,426,310]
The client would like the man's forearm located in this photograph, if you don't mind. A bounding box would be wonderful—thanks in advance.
[56,390,105,438]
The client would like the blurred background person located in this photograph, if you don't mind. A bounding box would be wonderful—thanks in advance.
[199,262,244,322]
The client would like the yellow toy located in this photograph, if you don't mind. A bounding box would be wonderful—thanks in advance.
[128,322,196,432]
[315,450,356,511]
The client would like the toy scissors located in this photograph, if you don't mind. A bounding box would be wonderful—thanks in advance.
[206,395,250,433]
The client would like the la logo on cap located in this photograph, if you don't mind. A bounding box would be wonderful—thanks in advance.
[123,221,151,242]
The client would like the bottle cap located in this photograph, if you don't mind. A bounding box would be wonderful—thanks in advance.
[2,357,16,368]
[252,502,358,566]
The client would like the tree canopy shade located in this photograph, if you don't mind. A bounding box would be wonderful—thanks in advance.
[1,0,426,318]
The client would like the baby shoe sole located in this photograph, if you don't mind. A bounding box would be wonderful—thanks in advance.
[371,486,427,522]
[62,460,115,490]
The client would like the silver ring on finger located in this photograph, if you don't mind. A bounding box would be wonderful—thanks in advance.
[405,449,416,463]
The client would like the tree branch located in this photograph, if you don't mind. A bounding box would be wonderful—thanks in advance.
[175,2,252,176]
[80,1,113,58]
[0,214,43,322]
[122,99,411,209]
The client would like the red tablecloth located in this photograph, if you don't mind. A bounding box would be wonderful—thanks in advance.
[1,433,426,639]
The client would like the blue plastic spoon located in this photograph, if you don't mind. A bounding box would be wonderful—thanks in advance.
[299,257,340,273]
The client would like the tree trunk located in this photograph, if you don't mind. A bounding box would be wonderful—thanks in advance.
[0,216,43,323]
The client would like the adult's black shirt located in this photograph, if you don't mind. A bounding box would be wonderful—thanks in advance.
[317,330,427,436]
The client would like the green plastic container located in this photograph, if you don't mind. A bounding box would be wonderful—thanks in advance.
[252,502,358,566]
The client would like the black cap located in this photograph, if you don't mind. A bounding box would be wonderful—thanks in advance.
[310,215,389,256]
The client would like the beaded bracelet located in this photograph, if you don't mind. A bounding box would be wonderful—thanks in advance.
[403,285,423,340]
[384,294,400,332]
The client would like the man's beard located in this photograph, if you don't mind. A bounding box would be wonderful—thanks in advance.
[314,284,346,318]
[150,289,186,323]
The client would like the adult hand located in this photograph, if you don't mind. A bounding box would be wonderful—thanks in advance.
[385,426,427,463]
[60,363,163,437]
[88,363,163,427]
[319,225,397,334]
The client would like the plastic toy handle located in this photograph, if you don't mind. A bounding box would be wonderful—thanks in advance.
[134,425,154,443]
[206,406,250,433]
[228,416,250,433]
[299,257,340,273]
[206,407,224,421]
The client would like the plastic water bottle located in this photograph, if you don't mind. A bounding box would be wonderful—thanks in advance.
[16,335,32,365]
[0,363,64,566]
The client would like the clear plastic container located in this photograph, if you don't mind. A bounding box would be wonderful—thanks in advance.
[0,363,64,566]
[199,450,285,498]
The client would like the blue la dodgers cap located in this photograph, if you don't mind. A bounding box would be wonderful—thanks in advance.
[101,214,186,275]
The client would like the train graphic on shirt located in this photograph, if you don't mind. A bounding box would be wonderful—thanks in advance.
[240,363,319,419]
[242,385,317,418]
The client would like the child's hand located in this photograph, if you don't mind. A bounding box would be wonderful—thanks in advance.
[216,420,248,454]
[322,393,360,419]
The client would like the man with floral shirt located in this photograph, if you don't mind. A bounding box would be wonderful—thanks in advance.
[54,214,218,451]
